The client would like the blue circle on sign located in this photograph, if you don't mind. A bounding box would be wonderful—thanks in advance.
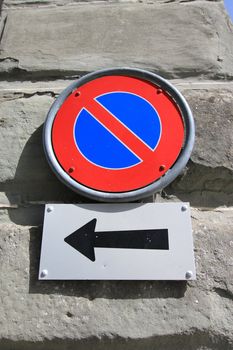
[74,92,161,169]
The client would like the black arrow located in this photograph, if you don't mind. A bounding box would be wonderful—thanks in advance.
[64,219,169,262]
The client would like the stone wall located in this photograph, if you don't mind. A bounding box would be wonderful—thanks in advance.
[0,0,233,349]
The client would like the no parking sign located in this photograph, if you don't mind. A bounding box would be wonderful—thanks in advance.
[43,68,195,201]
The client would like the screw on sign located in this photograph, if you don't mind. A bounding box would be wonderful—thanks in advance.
[43,68,195,202]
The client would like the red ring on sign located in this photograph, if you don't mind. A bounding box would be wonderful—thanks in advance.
[52,75,184,192]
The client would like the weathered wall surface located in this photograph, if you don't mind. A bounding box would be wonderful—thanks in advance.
[0,0,233,349]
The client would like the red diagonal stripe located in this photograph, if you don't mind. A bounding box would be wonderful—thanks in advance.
[85,99,153,161]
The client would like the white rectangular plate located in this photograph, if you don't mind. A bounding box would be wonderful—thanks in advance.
[39,203,196,280]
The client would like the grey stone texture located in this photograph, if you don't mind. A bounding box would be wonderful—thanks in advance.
[0,209,233,349]
[0,82,232,210]
[0,2,233,80]
[1,0,225,8]
[0,0,233,348]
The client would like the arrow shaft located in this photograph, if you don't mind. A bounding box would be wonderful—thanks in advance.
[64,219,169,262]
[94,229,169,250]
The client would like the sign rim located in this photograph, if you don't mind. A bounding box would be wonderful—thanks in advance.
[43,67,195,202]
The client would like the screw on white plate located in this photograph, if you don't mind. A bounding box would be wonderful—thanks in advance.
[47,206,54,213]
[181,205,188,212]
[185,271,193,280]
[40,269,48,278]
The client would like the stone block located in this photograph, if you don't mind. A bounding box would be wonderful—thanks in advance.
[0,2,233,79]
[0,209,232,348]
[0,82,232,209]
[164,84,233,207]
[2,0,225,8]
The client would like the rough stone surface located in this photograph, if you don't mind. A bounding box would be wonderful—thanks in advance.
[165,84,233,208]
[0,0,233,348]
[2,0,224,5]
[0,2,233,80]
[0,210,232,349]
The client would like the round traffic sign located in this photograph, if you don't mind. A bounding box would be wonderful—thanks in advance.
[43,68,195,202]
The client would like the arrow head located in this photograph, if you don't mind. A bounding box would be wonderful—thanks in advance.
[64,219,97,262]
